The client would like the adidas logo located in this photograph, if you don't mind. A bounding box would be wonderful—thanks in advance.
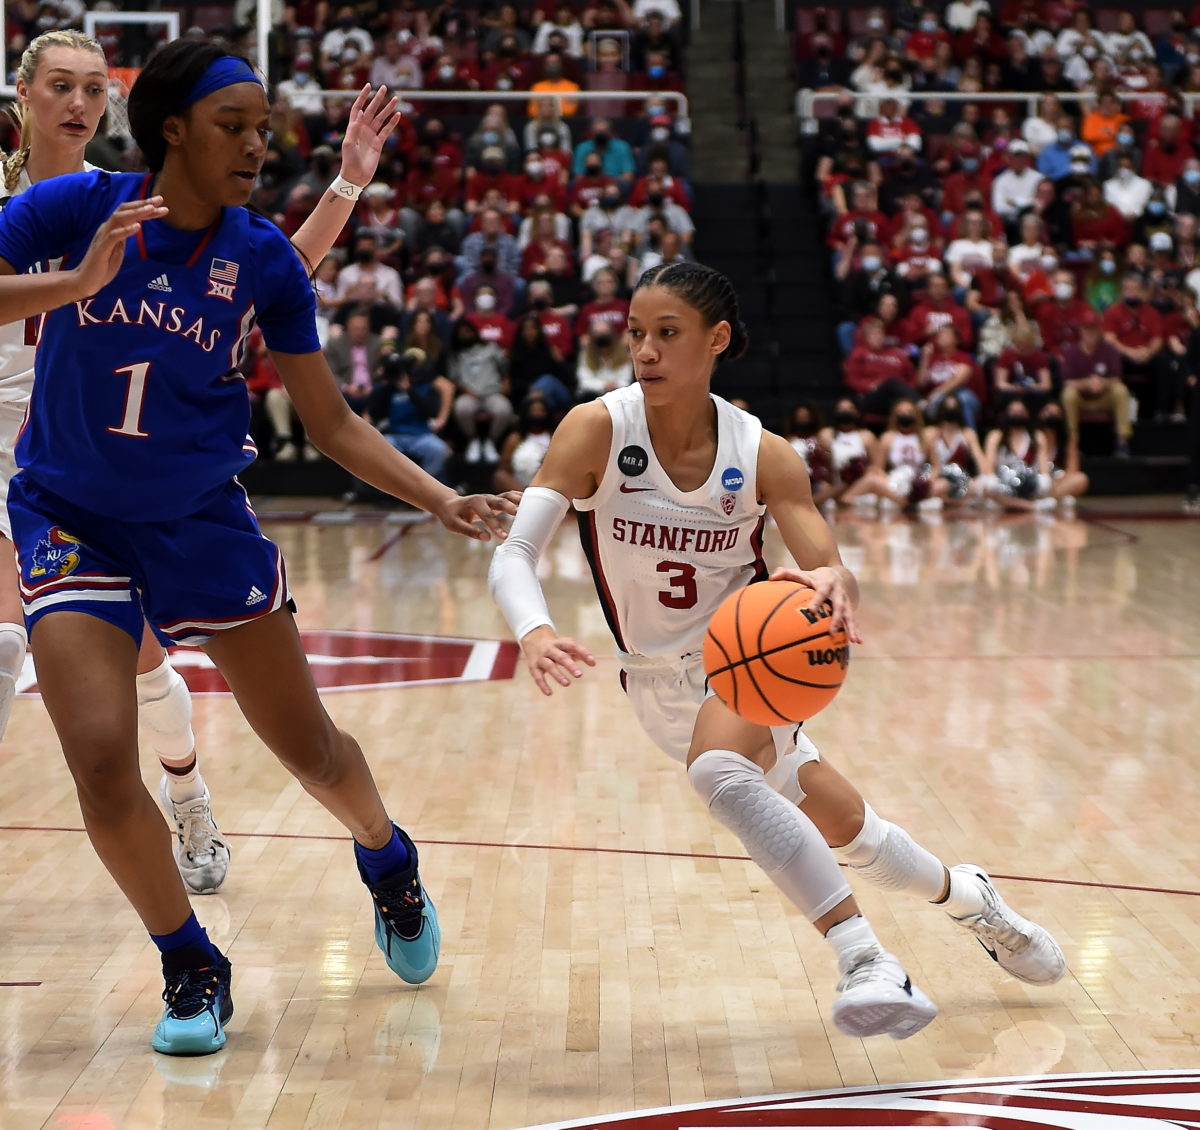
[147,274,172,293]
[245,586,267,606]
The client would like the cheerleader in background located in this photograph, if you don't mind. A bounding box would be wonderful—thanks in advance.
[981,400,1057,512]
[843,402,948,512]
[783,403,834,509]
[818,397,879,509]
[923,393,987,507]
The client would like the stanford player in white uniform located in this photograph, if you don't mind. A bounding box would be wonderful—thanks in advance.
[491,262,1065,1042]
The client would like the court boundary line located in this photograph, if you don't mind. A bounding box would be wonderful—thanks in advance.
[2,824,1197,900]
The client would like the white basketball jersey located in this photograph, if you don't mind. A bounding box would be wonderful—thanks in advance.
[574,384,767,661]
[0,163,93,402]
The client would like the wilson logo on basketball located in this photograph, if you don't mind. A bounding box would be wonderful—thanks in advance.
[517,1070,1200,1129]
[16,630,520,696]
[806,645,849,669]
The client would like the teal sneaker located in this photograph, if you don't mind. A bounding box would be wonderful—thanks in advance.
[151,948,233,1056]
[357,826,440,984]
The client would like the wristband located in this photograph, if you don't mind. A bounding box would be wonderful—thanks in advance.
[329,175,364,201]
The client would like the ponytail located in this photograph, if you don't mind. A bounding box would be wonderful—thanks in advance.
[634,261,749,362]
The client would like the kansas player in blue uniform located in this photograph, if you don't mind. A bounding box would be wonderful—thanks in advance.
[0,40,514,1056]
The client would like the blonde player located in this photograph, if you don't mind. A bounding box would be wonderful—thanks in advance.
[0,31,404,894]
[490,262,1065,1040]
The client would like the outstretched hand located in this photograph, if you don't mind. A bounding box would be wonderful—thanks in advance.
[769,565,863,645]
[338,85,402,189]
[73,198,168,299]
[434,492,519,541]
[520,625,596,696]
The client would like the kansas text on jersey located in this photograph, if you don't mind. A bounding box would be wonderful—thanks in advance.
[0,170,319,521]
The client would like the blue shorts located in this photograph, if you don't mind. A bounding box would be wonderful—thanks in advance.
[9,473,292,647]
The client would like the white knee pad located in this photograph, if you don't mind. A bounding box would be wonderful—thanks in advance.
[834,803,945,899]
[688,749,850,922]
[136,656,195,761]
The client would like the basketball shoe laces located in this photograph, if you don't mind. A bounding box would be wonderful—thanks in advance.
[369,873,426,941]
[162,965,223,1022]
[175,798,223,865]
[836,948,909,995]
[964,907,1032,958]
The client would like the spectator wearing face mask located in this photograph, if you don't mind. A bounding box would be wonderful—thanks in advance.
[916,326,982,429]
[627,179,695,247]
[320,5,373,70]
[1037,119,1094,182]
[1132,193,1175,250]
[458,249,521,320]
[335,233,405,318]
[905,274,973,350]
[533,3,585,55]
[277,55,326,116]
[449,319,513,464]
[528,52,582,116]
[1104,151,1154,220]
[1143,115,1195,187]
[574,119,635,182]
[569,154,617,217]
[576,317,634,399]
[525,279,576,356]
[940,144,993,219]
[880,144,938,213]
[517,156,569,213]
[525,102,574,155]
[902,11,951,63]
[579,183,636,259]
[464,112,521,173]
[1169,158,1200,216]
[1103,272,1168,418]
[1035,269,1097,358]
[1084,249,1122,310]
[459,208,522,277]
[636,115,690,178]
[465,147,521,216]
[835,240,902,353]
[495,395,557,493]
[465,284,516,350]
[991,140,1044,229]
[629,157,689,210]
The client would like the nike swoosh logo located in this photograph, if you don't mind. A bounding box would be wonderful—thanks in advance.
[619,484,655,493]
[901,976,914,996]
[975,938,1000,964]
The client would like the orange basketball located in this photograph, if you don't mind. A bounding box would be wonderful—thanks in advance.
[702,581,850,726]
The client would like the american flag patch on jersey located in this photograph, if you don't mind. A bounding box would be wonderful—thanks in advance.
[210,258,239,284]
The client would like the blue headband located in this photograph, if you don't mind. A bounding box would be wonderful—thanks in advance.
[181,56,263,109]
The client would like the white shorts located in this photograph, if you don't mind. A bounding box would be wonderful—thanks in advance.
[621,652,821,803]
[0,398,26,540]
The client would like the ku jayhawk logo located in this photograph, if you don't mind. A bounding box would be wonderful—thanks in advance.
[29,527,82,578]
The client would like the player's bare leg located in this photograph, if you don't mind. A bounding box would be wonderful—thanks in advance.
[136,625,229,893]
[31,611,192,932]
[202,607,439,984]
[795,757,1066,986]
[0,535,28,740]
[686,696,937,1040]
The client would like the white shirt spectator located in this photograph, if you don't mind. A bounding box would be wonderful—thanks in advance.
[1063,51,1099,88]
[1104,29,1153,60]
[1104,168,1154,219]
[1021,115,1058,154]
[1007,242,1047,276]
[320,25,374,61]
[532,19,585,55]
[576,351,634,396]
[334,261,404,307]
[1010,28,1056,57]
[632,0,683,26]
[944,238,995,273]
[991,165,1044,221]
[867,112,922,155]
[277,72,326,115]
[627,201,695,238]
[944,0,990,31]
[517,211,572,249]
[371,53,424,90]
[1185,266,1200,303]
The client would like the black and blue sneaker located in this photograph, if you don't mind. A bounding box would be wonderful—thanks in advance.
[356,825,440,984]
[151,946,233,1056]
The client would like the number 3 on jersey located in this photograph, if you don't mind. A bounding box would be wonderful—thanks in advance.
[109,362,152,438]
[656,561,698,609]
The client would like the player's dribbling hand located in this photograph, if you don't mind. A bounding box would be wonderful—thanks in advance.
[520,625,596,696]
[435,492,519,541]
[768,566,863,645]
[74,198,168,298]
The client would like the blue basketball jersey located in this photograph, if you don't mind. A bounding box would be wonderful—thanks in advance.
[0,170,319,521]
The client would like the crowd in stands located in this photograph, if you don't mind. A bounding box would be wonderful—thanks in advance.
[799,0,1200,511]
[5,0,691,495]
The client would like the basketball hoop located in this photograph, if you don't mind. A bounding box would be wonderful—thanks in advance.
[105,66,140,139]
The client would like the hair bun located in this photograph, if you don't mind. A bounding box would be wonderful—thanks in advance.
[724,318,750,362]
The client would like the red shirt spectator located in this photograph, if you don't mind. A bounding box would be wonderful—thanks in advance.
[629,173,689,211]
[903,24,952,62]
[844,340,916,396]
[827,208,889,252]
[1142,134,1195,187]
[569,171,616,214]
[521,237,575,277]
[904,277,973,348]
[516,168,568,212]
[534,144,574,185]
[536,308,574,353]
[919,339,978,396]
[478,57,535,94]
[575,297,629,337]
[1071,199,1129,248]
[1103,294,1164,351]
[467,311,515,350]
[866,101,923,157]
[404,160,461,213]
[941,170,995,218]
[995,341,1051,391]
[466,165,521,212]
[884,202,944,250]
[1037,289,1097,357]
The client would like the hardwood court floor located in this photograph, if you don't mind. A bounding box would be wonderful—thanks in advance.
[1,503,1198,1129]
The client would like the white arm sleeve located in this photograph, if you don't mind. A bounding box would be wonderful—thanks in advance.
[488,486,571,641]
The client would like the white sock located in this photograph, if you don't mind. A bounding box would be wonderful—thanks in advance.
[825,914,885,974]
[939,868,987,920]
[0,621,26,742]
[687,749,852,924]
[136,657,204,803]
[834,803,948,901]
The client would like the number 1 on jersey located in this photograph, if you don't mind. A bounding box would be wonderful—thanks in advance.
[656,561,698,609]
[109,362,152,438]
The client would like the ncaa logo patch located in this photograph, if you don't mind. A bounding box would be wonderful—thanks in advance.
[721,466,744,491]
[514,1070,1200,1129]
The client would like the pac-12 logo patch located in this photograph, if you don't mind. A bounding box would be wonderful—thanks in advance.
[721,466,745,491]
[207,257,239,301]
[617,445,649,476]
[29,527,82,578]
[719,492,736,515]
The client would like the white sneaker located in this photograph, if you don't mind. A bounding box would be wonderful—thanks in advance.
[158,777,231,895]
[465,437,483,463]
[481,437,500,462]
[832,948,938,1040]
[916,496,943,512]
[275,441,298,463]
[947,864,1066,985]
